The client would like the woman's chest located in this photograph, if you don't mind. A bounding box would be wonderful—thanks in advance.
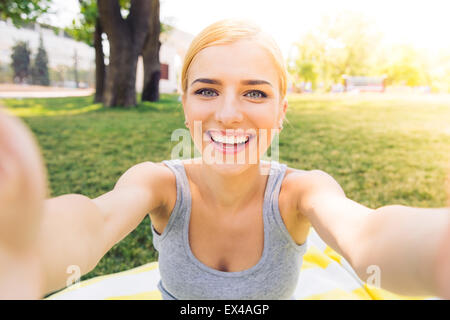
[189,197,265,272]
[188,183,309,273]
[156,187,307,299]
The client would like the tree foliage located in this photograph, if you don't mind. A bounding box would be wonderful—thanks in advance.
[66,0,169,49]
[379,45,428,87]
[289,11,450,92]
[65,0,98,47]
[289,12,381,91]
[0,0,51,27]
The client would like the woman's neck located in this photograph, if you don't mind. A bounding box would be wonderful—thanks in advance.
[188,160,270,213]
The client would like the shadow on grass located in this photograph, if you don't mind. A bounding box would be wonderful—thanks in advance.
[0,93,182,117]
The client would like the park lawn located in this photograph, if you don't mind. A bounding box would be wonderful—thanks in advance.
[1,93,450,289]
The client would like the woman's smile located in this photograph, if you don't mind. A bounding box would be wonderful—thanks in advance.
[207,129,254,154]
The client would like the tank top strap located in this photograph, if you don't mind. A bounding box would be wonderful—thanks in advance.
[263,160,288,209]
[162,158,192,221]
[264,161,308,253]
[151,159,191,248]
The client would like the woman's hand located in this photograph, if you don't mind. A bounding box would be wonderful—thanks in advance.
[435,215,450,299]
[0,107,47,299]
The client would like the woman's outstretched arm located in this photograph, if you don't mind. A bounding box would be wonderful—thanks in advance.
[0,109,168,298]
[359,204,449,298]
[38,165,164,296]
[293,169,450,298]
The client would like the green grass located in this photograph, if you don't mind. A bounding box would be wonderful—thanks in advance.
[1,94,185,285]
[283,93,450,208]
[1,93,450,289]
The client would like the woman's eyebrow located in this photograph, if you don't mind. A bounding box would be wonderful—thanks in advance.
[240,79,273,87]
[191,78,273,87]
[191,78,222,86]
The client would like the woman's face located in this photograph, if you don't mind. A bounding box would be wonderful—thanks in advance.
[182,39,287,175]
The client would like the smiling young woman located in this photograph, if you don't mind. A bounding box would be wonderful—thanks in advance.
[0,19,449,300]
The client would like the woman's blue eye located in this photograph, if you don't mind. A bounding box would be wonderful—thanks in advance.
[245,90,266,99]
[196,89,218,97]
[194,89,266,99]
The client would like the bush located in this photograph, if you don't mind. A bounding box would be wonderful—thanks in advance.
[31,36,50,86]
[10,40,31,83]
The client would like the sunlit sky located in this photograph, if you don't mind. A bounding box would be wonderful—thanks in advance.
[44,0,450,58]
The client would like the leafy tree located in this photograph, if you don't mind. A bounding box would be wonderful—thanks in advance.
[428,49,450,93]
[289,11,381,91]
[31,36,50,86]
[288,33,322,90]
[97,0,160,107]
[66,0,98,47]
[381,45,428,87]
[0,0,51,27]
[67,0,164,106]
[10,41,31,83]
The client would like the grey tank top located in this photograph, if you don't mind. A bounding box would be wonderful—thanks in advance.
[151,159,308,300]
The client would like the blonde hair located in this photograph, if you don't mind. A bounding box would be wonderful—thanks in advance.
[181,19,287,101]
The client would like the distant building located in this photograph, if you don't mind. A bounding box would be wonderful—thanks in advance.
[342,75,387,93]
[0,19,193,93]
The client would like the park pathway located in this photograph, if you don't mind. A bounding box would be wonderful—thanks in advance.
[0,84,94,98]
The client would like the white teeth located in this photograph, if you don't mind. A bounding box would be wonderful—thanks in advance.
[210,132,249,144]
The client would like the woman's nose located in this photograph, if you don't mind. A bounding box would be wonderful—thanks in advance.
[214,94,244,126]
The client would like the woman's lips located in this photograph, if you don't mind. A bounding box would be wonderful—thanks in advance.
[206,130,253,155]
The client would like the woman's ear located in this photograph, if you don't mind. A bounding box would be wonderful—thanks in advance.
[280,98,288,122]
[277,98,288,131]
[282,98,288,114]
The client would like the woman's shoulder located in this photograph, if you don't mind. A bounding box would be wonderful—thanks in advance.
[125,160,175,184]
[281,164,344,204]
[282,164,311,187]
[278,165,310,208]
[123,160,177,215]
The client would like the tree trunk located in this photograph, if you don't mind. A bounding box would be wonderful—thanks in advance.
[94,18,105,103]
[97,0,151,107]
[141,0,160,102]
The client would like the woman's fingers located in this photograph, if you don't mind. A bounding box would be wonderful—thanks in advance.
[0,108,47,251]
[0,107,47,299]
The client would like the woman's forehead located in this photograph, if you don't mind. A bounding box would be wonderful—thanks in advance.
[188,40,279,85]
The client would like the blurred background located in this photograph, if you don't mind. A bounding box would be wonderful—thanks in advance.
[0,0,449,288]
[1,0,450,99]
